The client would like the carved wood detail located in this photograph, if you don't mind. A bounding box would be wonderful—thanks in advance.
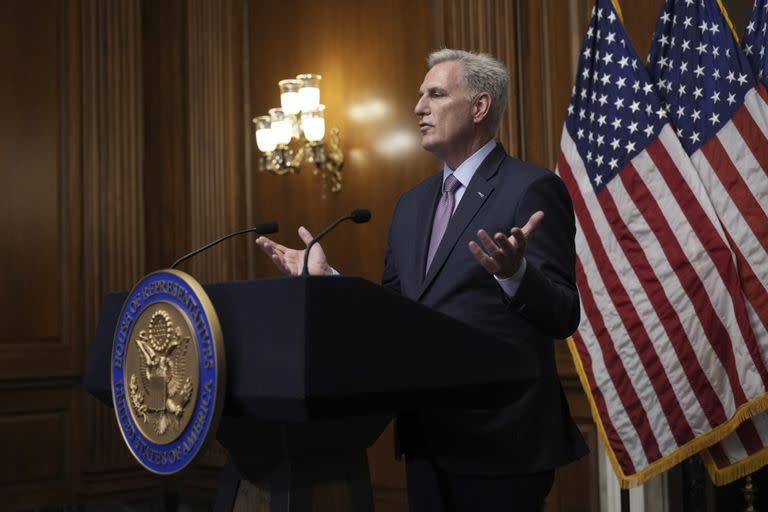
[184,0,248,285]
[142,0,191,274]
[0,0,82,381]
[80,0,147,478]
[0,0,85,508]
[0,383,77,508]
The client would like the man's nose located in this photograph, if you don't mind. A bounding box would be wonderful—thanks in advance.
[414,96,428,117]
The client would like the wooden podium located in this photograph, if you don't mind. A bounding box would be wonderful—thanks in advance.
[84,276,536,511]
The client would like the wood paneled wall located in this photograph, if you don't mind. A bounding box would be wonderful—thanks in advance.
[0,0,83,507]
[248,0,435,284]
[185,0,249,284]
[246,3,434,507]
[80,0,146,485]
[1,0,757,510]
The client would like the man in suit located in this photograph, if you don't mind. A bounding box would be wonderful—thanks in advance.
[256,49,587,511]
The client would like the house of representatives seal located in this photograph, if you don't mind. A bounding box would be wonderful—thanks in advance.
[110,269,225,474]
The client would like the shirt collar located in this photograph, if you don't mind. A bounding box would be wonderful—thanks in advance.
[442,139,497,188]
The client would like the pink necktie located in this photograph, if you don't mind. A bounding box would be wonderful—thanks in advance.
[426,174,461,273]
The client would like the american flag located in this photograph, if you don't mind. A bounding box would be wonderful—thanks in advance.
[647,0,768,484]
[558,0,768,487]
[743,0,768,84]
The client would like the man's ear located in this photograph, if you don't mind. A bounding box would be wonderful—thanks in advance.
[472,92,492,124]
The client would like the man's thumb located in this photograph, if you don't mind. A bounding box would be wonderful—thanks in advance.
[298,226,315,246]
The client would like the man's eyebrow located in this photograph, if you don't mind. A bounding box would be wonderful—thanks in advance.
[418,87,447,96]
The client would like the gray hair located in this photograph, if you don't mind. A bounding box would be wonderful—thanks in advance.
[427,48,510,129]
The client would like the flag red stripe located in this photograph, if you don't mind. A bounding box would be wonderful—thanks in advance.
[757,83,768,106]
[646,139,757,404]
[698,137,768,384]
[721,228,768,340]
[700,134,768,255]
[734,419,766,457]
[559,152,663,462]
[596,167,699,445]
[731,103,768,179]
[707,442,732,468]
[617,162,727,427]
[572,326,636,474]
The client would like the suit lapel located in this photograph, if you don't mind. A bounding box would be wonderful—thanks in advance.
[417,144,506,301]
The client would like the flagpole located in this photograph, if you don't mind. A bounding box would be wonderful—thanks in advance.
[743,475,756,512]
[621,488,630,512]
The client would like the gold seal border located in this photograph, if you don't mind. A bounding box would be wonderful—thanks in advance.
[110,268,226,475]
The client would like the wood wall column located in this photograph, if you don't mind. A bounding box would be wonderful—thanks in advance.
[80,0,155,496]
[175,0,249,490]
[142,0,191,274]
[184,0,248,285]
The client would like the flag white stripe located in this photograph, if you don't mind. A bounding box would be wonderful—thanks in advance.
[657,126,730,243]
[753,413,768,446]
[606,151,715,434]
[720,430,749,464]
[633,140,744,415]
[563,131,679,455]
[747,301,768,367]
[575,301,650,469]
[662,148,767,400]
[715,121,768,220]
[713,112,768,370]
[691,147,768,307]
[744,87,768,142]
[691,149,768,299]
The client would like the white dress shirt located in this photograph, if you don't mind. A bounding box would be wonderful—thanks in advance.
[441,139,526,298]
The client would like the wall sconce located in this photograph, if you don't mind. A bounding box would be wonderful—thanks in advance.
[252,74,343,194]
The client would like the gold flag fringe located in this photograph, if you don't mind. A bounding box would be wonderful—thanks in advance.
[702,445,768,486]
[566,337,768,488]
[572,0,767,487]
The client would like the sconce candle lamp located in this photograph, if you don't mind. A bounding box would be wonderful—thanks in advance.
[253,74,343,194]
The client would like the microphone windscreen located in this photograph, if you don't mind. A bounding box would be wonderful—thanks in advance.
[253,220,279,234]
[351,209,371,223]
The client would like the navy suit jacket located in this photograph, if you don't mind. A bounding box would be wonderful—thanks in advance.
[382,144,588,474]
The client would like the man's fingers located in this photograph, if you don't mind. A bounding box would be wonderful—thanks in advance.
[298,226,315,246]
[520,210,545,238]
[255,237,277,256]
[494,232,517,254]
[256,236,288,255]
[509,227,527,253]
[468,241,498,273]
[476,229,501,257]
[271,254,291,275]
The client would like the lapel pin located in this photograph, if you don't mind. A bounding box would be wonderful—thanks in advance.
[477,191,485,198]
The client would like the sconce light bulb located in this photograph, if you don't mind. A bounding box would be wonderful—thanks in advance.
[299,87,320,112]
[302,117,325,142]
[256,128,277,152]
[281,92,302,115]
[271,119,294,145]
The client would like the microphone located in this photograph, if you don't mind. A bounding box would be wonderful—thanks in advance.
[302,209,371,276]
[170,220,279,269]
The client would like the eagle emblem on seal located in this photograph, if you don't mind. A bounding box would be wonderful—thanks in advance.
[128,310,194,436]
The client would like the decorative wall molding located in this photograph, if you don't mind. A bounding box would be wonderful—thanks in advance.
[185,0,247,285]
[81,0,147,476]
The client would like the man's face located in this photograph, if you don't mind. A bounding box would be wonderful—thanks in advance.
[414,60,475,159]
